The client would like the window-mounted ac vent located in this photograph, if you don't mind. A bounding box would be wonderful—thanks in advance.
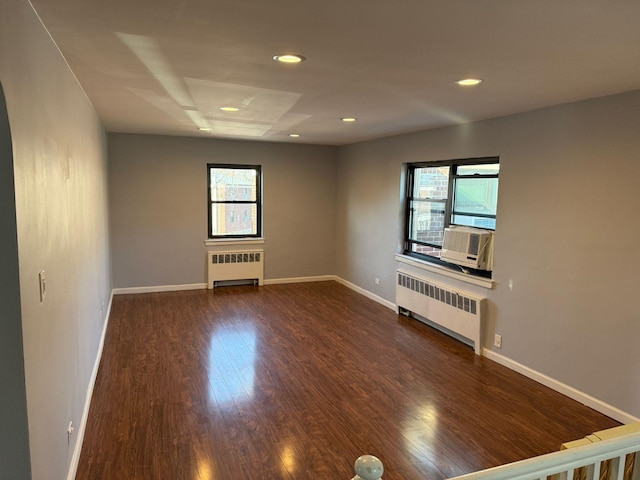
[441,226,494,270]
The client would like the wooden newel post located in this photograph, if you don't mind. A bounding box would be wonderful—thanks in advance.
[352,455,384,480]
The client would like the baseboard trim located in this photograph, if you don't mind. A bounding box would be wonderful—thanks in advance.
[113,283,207,295]
[112,277,391,303]
[113,278,338,293]
[483,348,639,425]
[263,275,336,285]
[66,291,114,480]
[333,277,397,312]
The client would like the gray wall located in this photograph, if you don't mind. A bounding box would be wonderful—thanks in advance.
[0,0,112,478]
[336,90,640,419]
[109,134,337,288]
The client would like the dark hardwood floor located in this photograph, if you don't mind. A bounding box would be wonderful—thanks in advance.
[76,281,619,479]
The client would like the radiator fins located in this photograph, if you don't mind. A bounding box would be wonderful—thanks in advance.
[211,252,261,264]
[397,272,477,315]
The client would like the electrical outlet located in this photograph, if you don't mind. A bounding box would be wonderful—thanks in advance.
[375,277,380,285]
[494,334,502,348]
[39,271,46,302]
[67,421,74,445]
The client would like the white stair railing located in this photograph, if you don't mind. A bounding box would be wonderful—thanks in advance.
[352,455,384,480]
[447,430,640,480]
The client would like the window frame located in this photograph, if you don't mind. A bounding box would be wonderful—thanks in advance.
[403,156,499,267]
[207,163,262,239]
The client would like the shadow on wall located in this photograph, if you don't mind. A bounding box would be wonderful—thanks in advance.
[0,81,32,478]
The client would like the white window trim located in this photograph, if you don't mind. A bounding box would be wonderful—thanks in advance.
[205,238,265,247]
[395,253,494,289]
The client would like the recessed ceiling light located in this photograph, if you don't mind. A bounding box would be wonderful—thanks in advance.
[289,134,300,138]
[198,127,212,132]
[219,106,240,112]
[273,54,306,64]
[341,117,357,122]
[456,78,483,86]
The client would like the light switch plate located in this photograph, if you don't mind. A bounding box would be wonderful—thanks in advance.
[39,270,46,302]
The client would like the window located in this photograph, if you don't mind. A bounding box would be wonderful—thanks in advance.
[208,164,262,238]
[404,157,499,264]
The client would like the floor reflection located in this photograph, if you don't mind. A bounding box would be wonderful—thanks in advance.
[403,402,483,477]
[196,458,214,480]
[207,324,257,405]
[403,402,440,463]
[280,444,297,476]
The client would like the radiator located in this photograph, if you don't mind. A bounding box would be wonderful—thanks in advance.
[396,269,485,355]
[207,250,264,289]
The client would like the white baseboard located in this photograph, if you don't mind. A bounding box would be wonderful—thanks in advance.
[66,291,114,480]
[114,278,336,293]
[112,283,207,295]
[111,277,396,314]
[333,277,397,311]
[483,348,639,425]
[264,275,336,285]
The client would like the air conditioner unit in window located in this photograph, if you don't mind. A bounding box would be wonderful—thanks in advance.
[441,226,494,271]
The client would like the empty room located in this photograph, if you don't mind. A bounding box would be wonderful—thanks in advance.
[1,0,640,479]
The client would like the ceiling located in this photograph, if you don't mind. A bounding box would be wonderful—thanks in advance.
[30,0,640,146]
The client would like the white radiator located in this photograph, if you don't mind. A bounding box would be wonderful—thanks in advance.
[396,269,485,355]
[207,250,264,289]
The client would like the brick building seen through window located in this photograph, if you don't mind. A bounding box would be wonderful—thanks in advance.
[405,158,499,263]
[208,164,261,238]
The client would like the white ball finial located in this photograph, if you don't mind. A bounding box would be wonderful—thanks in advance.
[353,454,384,480]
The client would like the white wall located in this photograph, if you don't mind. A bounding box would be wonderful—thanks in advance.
[336,90,640,420]
[0,0,112,478]
[109,133,337,288]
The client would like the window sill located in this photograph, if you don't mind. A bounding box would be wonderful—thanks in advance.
[395,254,494,289]
[205,238,265,247]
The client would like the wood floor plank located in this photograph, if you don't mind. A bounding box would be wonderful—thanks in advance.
[76,282,619,479]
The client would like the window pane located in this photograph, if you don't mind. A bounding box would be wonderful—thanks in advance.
[405,159,498,273]
[409,200,446,246]
[452,214,496,230]
[453,177,498,216]
[211,204,257,236]
[457,163,500,176]
[413,166,449,200]
[210,168,257,201]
